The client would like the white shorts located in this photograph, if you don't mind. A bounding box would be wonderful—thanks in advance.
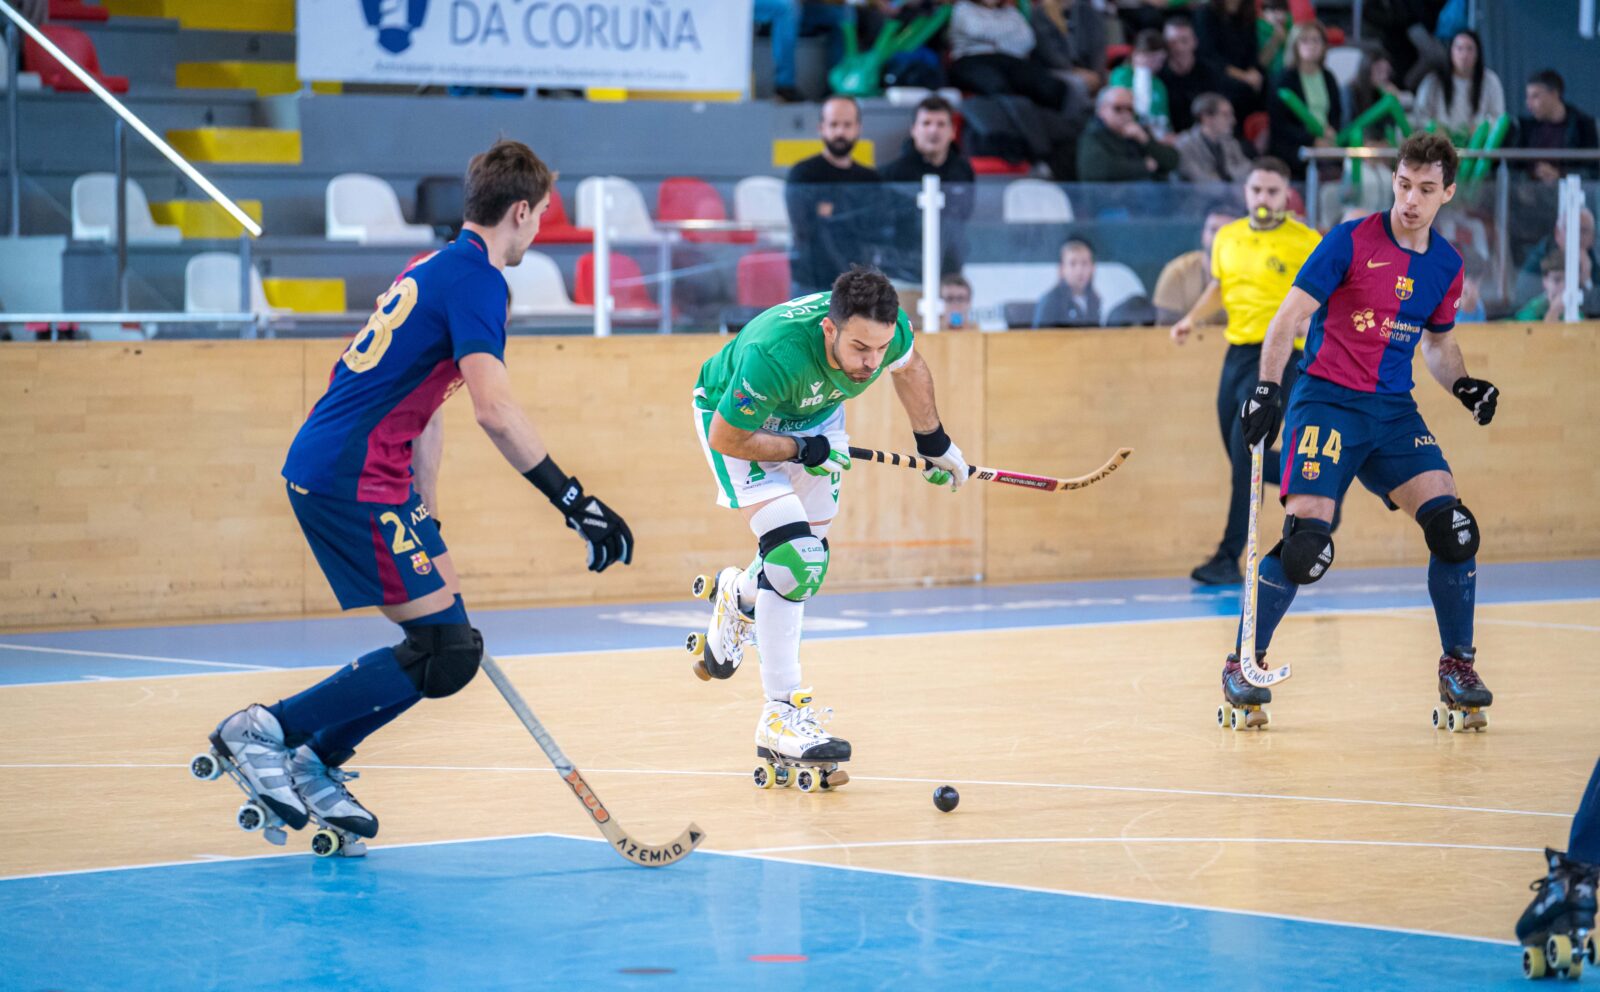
[692,399,847,522]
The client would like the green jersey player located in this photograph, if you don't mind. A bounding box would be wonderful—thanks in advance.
[688,267,969,791]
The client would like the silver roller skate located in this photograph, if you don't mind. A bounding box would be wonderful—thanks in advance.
[190,704,309,849]
[288,745,375,858]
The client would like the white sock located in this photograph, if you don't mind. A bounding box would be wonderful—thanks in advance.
[755,587,803,701]
[736,554,760,614]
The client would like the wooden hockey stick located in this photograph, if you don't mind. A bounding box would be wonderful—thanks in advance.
[480,655,704,866]
[847,446,1133,492]
[1240,441,1291,688]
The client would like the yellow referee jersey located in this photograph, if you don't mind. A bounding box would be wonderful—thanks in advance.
[1211,216,1322,347]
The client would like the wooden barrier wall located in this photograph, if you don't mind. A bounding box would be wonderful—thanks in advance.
[2,324,1595,628]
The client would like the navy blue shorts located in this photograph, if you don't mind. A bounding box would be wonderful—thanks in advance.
[1280,388,1451,505]
[287,482,448,610]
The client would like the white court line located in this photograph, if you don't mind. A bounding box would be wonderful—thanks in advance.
[0,761,1571,819]
[1335,608,1600,633]
[544,832,1521,948]
[736,836,1541,855]
[0,825,1518,949]
[0,643,276,671]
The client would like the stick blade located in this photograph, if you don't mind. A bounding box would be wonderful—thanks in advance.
[601,819,706,867]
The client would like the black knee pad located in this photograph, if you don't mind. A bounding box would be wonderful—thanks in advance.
[395,623,483,699]
[1280,515,1335,584]
[1420,499,1479,563]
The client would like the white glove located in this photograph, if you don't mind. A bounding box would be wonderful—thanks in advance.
[919,435,969,492]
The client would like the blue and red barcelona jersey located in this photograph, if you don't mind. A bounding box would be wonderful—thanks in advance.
[1293,212,1463,398]
[282,230,508,503]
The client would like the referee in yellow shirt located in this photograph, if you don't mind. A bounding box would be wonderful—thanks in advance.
[1171,157,1322,585]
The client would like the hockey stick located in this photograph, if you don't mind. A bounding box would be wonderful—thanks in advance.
[479,655,704,866]
[1240,441,1291,688]
[847,446,1132,492]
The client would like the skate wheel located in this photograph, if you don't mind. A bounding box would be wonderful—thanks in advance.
[795,768,817,793]
[1526,945,1549,980]
[753,762,774,790]
[311,829,342,858]
[772,765,792,789]
[685,632,705,657]
[823,768,848,789]
[237,802,265,832]
[1549,935,1575,971]
[1432,705,1446,730]
[1229,708,1250,732]
[1446,709,1462,733]
[691,574,714,600]
[1585,934,1595,965]
[189,752,221,781]
[1216,704,1226,728]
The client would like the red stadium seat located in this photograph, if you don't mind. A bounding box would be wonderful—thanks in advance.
[970,157,1031,176]
[50,1,110,21]
[1242,111,1269,152]
[1287,187,1306,219]
[24,24,128,93]
[657,176,754,244]
[736,252,792,308]
[533,186,592,244]
[574,252,658,313]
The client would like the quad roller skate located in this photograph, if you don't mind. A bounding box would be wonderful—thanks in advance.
[1217,653,1271,732]
[1517,848,1597,980]
[685,567,755,682]
[1432,646,1492,733]
[753,688,851,794]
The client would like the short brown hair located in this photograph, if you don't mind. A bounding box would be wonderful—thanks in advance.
[1250,156,1292,181]
[463,140,553,226]
[1541,249,1566,276]
[1397,131,1459,188]
[829,265,899,326]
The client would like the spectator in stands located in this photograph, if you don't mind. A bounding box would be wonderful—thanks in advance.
[753,0,854,103]
[1078,85,1180,182]
[1196,0,1263,108]
[1513,251,1580,323]
[1361,0,1449,89]
[948,0,1068,111]
[1257,0,1290,80]
[1159,13,1232,135]
[1153,204,1239,324]
[1175,93,1253,183]
[1413,30,1504,138]
[1516,207,1598,309]
[785,96,881,295]
[940,273,975,330]
[1029,0,1107,94]
[1109,30,1172,139]
[882,95,976,277]
[1267,20,1343,179]
[1348,48,1412,143]
[1517,70,1600,184]
[1457,252,1488,324]
[1033,237,1100,328]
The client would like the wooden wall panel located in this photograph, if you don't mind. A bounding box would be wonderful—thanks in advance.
[1,324,1592,629]
[982,324,1600,582]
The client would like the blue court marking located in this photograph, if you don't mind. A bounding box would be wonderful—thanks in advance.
[2,560,1596,686]
[0,834,1524,991]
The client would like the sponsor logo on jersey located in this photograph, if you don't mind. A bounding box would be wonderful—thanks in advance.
[1414,434,1438,447]
[798,394,829,409]
[1267,256,1286,275]
[809,381,823,395]
[1301,460,1321,480]
[1366,259,1392,269]
[733,390,758,416]
[410,550,433,575]
[410,503,432,526]
[829,389,844,399]
[1378,316,1421,342]
[1352,308,1376,333]
[741,379,769,402]
[362,0,430,54]
[1395,275,1414,300]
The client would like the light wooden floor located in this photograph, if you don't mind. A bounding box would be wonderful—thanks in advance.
[2,600,1592,943]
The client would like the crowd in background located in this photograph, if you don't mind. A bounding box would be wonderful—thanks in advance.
[762,0,1600,325]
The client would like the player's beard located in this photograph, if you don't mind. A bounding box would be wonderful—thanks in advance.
[825,136,856,160]
[830,336,873,382]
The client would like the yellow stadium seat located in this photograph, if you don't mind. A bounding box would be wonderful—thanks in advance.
[261,277,346,314]
[147,199,264,238]
[771,139,875,168]
[166,128,301,165]
[175,62,299,97]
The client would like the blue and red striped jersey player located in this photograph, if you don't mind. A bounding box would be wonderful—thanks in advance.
[1227,133,1501,729]
[204,141,634,850]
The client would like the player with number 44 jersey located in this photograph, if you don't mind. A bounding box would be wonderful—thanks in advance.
[1231,132,1500,733]
[194,141,634,858]
[686,266,969,794]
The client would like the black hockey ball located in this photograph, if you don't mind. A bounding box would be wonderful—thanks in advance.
[933,785,960,812]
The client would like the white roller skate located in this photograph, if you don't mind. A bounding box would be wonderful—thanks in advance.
[288,745,375,858]
[189,704,309,848]
[685,566,756,682]
[753,688,851,793]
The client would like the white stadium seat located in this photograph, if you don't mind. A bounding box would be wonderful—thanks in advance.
[325,173,434,245]
[733,175,791,246]
[1092,262,1147,320]
[502,251,591,317]
[71,173,182,244]
[184,251,275,315]
[573,176,656,241]
[1325,46,1363,90]
[1001,178,1074,223]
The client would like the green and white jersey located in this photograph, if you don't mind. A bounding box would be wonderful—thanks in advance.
[693,291,915,434]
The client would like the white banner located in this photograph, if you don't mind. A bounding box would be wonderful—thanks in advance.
[297,0,752,92]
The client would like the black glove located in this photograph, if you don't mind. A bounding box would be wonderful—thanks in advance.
[1239,381,1284,448]
[1452,377,1498,425]
[554,477,634,573]
[790,434,832,468]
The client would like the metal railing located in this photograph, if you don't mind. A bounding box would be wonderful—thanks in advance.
[2,0,261,328]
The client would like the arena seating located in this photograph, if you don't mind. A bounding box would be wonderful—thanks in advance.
[71,173,182,244]
[325,174,433,246]
[657,176,755,245]
[183,251,273,315]
[504,251,591,318]
[736,252,792,308]
[1002,179,1074,224]
[24,24,128,93]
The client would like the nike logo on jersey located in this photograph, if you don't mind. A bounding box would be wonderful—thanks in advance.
[1366,260,1392,268]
